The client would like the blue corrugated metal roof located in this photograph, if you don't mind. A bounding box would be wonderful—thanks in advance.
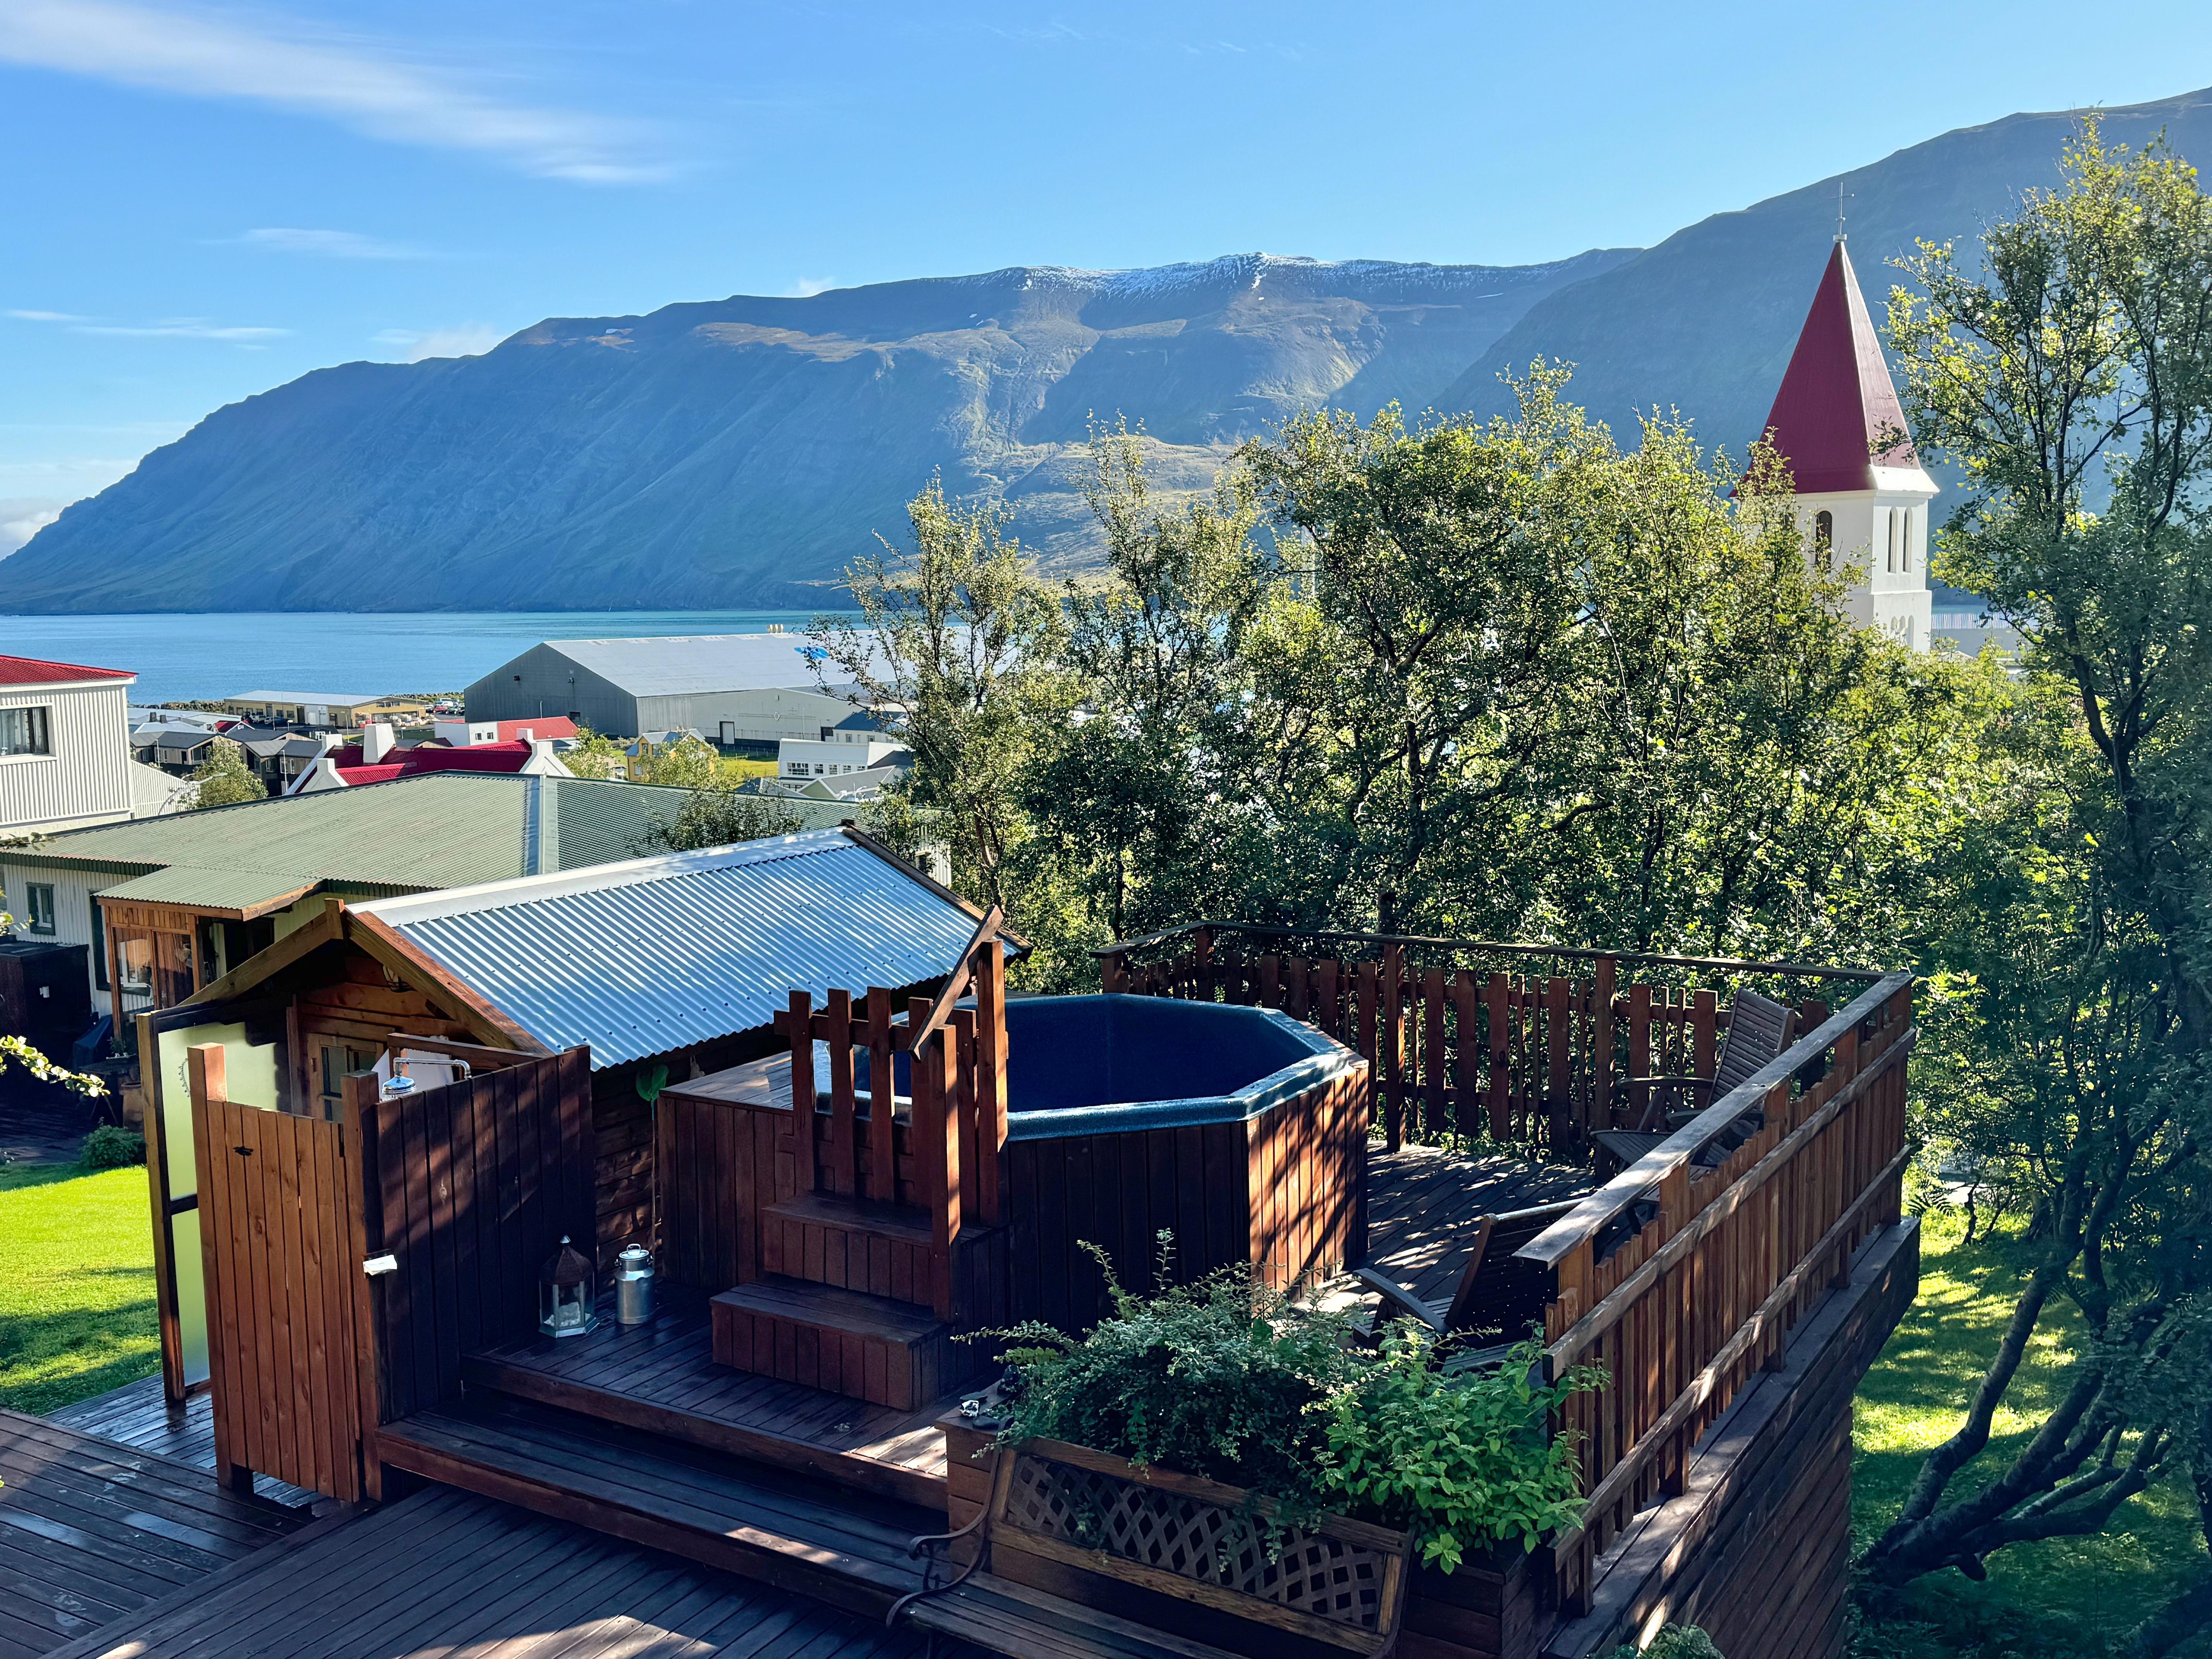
[353,829,983,1069]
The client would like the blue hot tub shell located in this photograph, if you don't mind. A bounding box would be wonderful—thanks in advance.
[811,994,1363,1139]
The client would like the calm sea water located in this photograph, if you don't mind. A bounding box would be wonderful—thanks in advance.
[0,610,853,706]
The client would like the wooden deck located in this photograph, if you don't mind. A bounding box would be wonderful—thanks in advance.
[463,1282,954,1507]
[1360,1141,1594,1303]
[0,1408,310,1659]
[40,1481,964,1659]
[45,1378,316,1508]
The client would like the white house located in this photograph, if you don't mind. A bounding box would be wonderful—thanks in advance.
[777,710,909,782]
[1755,239,1937,650]
[0,653,141,837]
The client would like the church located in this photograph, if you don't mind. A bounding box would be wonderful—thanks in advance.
[1756,238,1937,650]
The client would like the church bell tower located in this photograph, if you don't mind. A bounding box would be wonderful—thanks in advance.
[1756,238,1936,649]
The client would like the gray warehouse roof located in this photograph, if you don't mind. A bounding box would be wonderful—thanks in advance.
[353,828,988,1068]
[526,635,842,696]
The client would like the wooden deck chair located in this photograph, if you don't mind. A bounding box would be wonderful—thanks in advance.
[1352,1197,1583,1358]
[1591,990,1796,1175]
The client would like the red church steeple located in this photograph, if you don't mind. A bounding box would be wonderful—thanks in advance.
[1758,240,1922,494]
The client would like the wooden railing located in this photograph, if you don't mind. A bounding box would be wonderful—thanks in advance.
[1097,923,1878,1154]
[771,908,1010,1317]
[1517,971,1914,1614]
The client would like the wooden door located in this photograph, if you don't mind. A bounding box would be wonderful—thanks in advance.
[192,1079,366,1502]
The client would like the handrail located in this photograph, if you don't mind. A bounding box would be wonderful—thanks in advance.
[909,903,1004,1052]
[1515,971,1912,1270]
[1093,919,1887,983]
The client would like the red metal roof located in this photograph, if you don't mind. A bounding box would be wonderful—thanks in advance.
[495,717,576,741]
[404,741,534,775]
[1757,241,1920,494]
[0,653,134,685]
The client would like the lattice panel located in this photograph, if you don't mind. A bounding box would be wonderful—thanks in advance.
[1006,1454,1392,1632]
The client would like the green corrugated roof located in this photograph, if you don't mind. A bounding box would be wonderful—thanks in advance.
[100,867,319,911]
[5,773,690,910]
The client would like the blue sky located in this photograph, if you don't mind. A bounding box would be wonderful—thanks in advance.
[5,0,2211,555]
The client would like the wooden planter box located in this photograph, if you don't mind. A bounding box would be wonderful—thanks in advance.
[969,1433,1413,1659]
[1398,1545,1552,1659]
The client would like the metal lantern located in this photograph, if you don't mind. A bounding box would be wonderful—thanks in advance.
[614,1244,655,1327]
[538,1236,597,1339]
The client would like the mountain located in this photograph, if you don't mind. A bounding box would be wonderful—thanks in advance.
[1440,87,2212,447]
[0,252,1634,613]
[12,83,2212,614]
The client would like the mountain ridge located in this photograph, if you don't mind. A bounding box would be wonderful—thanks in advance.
[10,83,2212,614]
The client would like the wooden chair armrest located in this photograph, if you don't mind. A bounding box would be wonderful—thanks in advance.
[1626,1073,1707,1089]
[1352,1267,1445,1333]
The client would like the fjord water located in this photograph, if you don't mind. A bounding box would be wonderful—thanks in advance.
[0,610,847,706]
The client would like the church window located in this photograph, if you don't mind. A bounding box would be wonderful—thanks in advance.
[1885,510,1897,572]
[1901,507,1913,571]
[1813,510,1833,555]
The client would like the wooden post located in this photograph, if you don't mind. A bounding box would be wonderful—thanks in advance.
[340,1070,387,1502]
[185,1043,252,1492]
[1193,928,1213,1003]
[1691,989,1719,1095]
[1452,970,1479,1143]
[1422,967,1447,1138]
[1628,981,1653,1130]
[952,1007,980,1225]
[1381,944,1404,1141]
[1593,954,1617,1132]
[1357,961,1388,1149]
[974,942,1008,1226]
[912,998,959,1320]
[1487,972,1510,1142]
[1546,975,1571,1150]
[867,988,896,1202]
[1100,949,1124,994]
[824,988,856,1197]
[785,991,816,1193]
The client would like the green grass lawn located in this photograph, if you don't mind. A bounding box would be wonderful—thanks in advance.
[0,1161,161,1414]
[1852,1210,2208,1659]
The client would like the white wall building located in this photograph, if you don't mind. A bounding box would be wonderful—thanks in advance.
[777,711,908,782]
[0,653,140,837]
[1755,240,1937,650]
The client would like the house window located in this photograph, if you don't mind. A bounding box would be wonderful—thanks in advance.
[25,883,56,934]
[1813,511,1832,555]
[0,706,52,757]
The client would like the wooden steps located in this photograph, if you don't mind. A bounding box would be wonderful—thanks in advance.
[764,1191,940,1305]
[372,1396,935,1619]
[713,1276,960,1411]
[909,1571,1252,1659]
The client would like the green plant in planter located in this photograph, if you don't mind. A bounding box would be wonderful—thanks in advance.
[984,1234,1605,1571]
[986,1237,1359,1520]
[1323,1326,1606,1571]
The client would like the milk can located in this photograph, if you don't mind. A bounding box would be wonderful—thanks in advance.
[614,1244,655,1326]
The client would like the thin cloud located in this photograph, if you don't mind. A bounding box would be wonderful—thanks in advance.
[0,0,668,183]
[373,323,504,361]
[78,318,289,340]
[783,277,837,298]
[7,308,88,321]
[229,227,431,259]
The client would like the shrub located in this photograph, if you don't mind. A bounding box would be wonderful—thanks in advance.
[1323,1326,1603,1570]
[81,1125,146,1170]
[986,1233,1604,1572]
[987,1238,1359,1518]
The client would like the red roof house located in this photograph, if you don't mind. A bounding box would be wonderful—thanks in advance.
[0,654,135,686]
[294,738,570,793]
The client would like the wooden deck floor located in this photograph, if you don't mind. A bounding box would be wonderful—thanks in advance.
[42,1481,963,1659]
[45,1378,316,1508]
[0,1408,310,1659]
[1360,1141,1594,1304]
[464,1283,955,1506]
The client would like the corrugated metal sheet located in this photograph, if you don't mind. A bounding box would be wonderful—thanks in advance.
[533,636,837,697]
[357,831,981,1069]
[99,866,316,913]
[4,774,691,902]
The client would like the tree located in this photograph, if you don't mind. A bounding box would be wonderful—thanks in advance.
[1861,122,2212,1653]
[811,477,1068,913]
[188,738,266,810]
[635,788,801,855]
